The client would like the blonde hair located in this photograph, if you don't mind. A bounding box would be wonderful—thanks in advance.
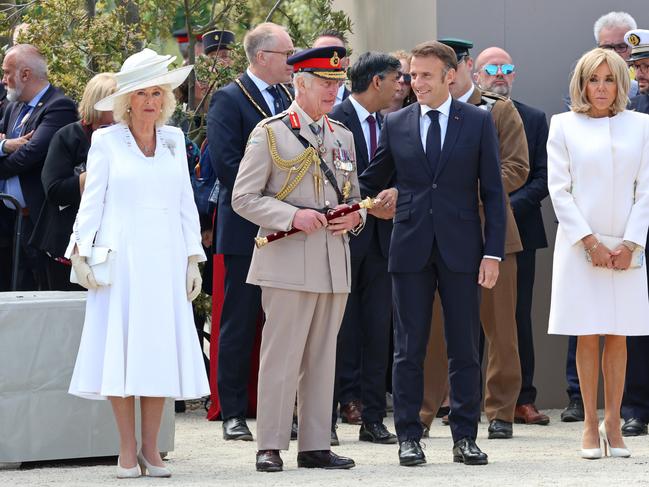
[113,84,177,127]
[569,48,629,116]
[391,49,412,65]
[78,73,116,125]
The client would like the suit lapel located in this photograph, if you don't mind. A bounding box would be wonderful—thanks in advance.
[240,72,273,117]
[23,86,54,131]
[408,103,432,179]
[342,99,369,171]
[435,100,463,180]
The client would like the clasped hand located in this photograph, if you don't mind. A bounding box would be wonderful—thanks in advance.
[0,130,34,153]
[583,235,632,270]
[292,205,361,236]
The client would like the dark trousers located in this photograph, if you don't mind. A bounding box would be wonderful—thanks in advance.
[0,206,45,291]
[45,258,84,291]
[565,336,581,400]
[392,244,481,443]
[516,249,537,405]
[217,253,262,419]
[332,236,392,424]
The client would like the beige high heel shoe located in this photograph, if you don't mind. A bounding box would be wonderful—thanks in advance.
[599,421,631,458]
[116,456,141,478]
[138,451,172,477]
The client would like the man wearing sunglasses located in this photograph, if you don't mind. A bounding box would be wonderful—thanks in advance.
[474,47,551,428]
[419,38,529,442]
[618,28,649,439]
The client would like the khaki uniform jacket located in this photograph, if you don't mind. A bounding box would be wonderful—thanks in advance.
[232,100,363,293]
[469,87,529,254]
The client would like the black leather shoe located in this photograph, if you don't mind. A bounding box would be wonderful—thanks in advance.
[487,419,513,439]
[291,416,298,440]
[297,450,355,469]
[359,422,398,444]
[453,438,488,465]
[223,417,253,441]
[398,439,426,466]
[622,418,648,437]
[331,424,339,446]
[560,398,584,422]
[256,450,283,472]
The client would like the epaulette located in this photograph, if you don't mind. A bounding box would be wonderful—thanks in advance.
[481,90,509,102]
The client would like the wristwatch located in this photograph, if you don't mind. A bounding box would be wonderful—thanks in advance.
[623,240,637,252]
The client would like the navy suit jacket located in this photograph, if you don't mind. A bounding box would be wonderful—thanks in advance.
[359,99,506,274]
[509,100,549,250]
[207,72,292,255]
[0,85,77,224]
[328,97,391,258]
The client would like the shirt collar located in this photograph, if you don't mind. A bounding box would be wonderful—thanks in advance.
[349,94,373,122]
[457,85,474,103]
[246,68,271,94]
[26,83,50,108]
[336,83,346,101]
[420,94,452,119]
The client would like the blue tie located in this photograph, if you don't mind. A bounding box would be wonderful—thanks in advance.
[266,85,285,115]
[425,110,441,174]
[11,103,31,138]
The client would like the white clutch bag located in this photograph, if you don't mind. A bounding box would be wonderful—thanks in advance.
[592,234,644,269]
[70,247,115,286]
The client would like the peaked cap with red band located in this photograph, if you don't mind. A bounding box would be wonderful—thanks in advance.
[287,46,347,80]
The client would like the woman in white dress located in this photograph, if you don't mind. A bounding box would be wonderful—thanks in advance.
[548,47,649,459]
[67,49,210,478]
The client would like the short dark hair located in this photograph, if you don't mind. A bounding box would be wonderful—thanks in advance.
[411,41,457,71]
[349,51,401,93]
[315,28,347,45]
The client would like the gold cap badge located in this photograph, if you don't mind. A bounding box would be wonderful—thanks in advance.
[628,33,641,46]
[330,51,340,67]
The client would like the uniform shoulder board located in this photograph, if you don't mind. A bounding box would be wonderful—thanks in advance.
[481,90,508,102]
[327,117,351,131]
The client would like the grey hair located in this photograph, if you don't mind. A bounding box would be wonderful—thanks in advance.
[6,44,48,80]
[593,11,637,42]
[293,71,315,97]
[243,22,287,64]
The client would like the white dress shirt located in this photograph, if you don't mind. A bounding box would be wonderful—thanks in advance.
[348,95,380,161]
[457,85,474,103]
[333,83,347,106]
[246,68,279,116]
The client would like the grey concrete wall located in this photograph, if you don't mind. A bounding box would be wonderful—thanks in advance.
[334,0,649,409]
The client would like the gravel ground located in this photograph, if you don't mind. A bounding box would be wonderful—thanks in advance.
[2,409,649,486]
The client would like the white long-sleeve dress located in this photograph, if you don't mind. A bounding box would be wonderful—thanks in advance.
[547,110,649,336]
[68,123,210,399]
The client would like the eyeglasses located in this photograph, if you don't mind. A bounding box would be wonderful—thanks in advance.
[482,64,515,76]
[631,62,649,74]
[598,43,630,54]
[399,72,411,84]
[261,49,296,59]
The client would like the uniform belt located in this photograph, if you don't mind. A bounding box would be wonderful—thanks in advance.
[293,204,328,214]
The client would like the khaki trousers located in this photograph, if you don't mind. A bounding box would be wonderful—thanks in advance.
[420,255,522,424]
[256,287,347,451]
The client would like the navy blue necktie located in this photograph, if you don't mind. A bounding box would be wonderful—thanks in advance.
[266,85,285,115]
[11,103,31,138]
[425,110,441,174]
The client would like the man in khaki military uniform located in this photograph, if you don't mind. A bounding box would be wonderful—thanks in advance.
[232,46,365,472]
[419,39,529,440]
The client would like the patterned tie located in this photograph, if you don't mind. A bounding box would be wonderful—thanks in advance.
[366,114,377,159]
[11,103,32,138]
[266,85,284,115]
[425,110,441,174]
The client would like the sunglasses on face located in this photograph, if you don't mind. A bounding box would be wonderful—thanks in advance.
[482,63,515,76]
[399,72,411,84]
[599,43,629,54]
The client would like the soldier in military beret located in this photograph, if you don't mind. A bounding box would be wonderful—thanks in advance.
[419,37,529,441]
[203,29,236,64]
[232,45,364,472]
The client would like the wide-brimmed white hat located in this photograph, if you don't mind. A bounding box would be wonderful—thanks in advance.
[94,48,193,111]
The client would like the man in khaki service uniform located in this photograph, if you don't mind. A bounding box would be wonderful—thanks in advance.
[420,38,529,440]
[232,45,364,472]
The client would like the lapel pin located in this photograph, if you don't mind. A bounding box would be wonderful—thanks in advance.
[454,116,460,120]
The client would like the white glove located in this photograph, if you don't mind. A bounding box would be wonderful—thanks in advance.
[186,255,202,301]
[70,254,99,290]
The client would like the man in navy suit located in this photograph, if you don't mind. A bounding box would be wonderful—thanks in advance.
[207,22,294,441]
[328,51,400,445]
[474,47,550,426]
[0,44,77,291]
[359,40,505,466]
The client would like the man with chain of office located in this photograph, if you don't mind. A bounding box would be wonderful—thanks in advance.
[232,45,374,472]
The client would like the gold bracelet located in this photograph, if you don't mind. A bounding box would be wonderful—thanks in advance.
[585,240,600,254]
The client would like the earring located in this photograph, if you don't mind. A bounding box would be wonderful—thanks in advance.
[126,107,131,113]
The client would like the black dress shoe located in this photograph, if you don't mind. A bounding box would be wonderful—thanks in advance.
[560,398,584,422]
[223,417,253,441]
[622,418,648,437]
[256,450,283,472]
[297,450,355,469]
[487,419,513,439]
[398,439,426,466]
[331,424,339,446]
[359,422,398,444]
[453,438,488,465]
[291,416,298,440]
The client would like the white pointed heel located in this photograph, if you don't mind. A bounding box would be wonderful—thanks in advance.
[599,421,631,458]
[580,446,602,459]
[138,452,172,477]
[116,456,141,478]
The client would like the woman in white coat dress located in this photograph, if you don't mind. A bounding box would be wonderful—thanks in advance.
[548,48,649,460]
[67,49,210,478]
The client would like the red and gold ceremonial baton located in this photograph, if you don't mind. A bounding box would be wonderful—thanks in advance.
[254,197,379,248]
